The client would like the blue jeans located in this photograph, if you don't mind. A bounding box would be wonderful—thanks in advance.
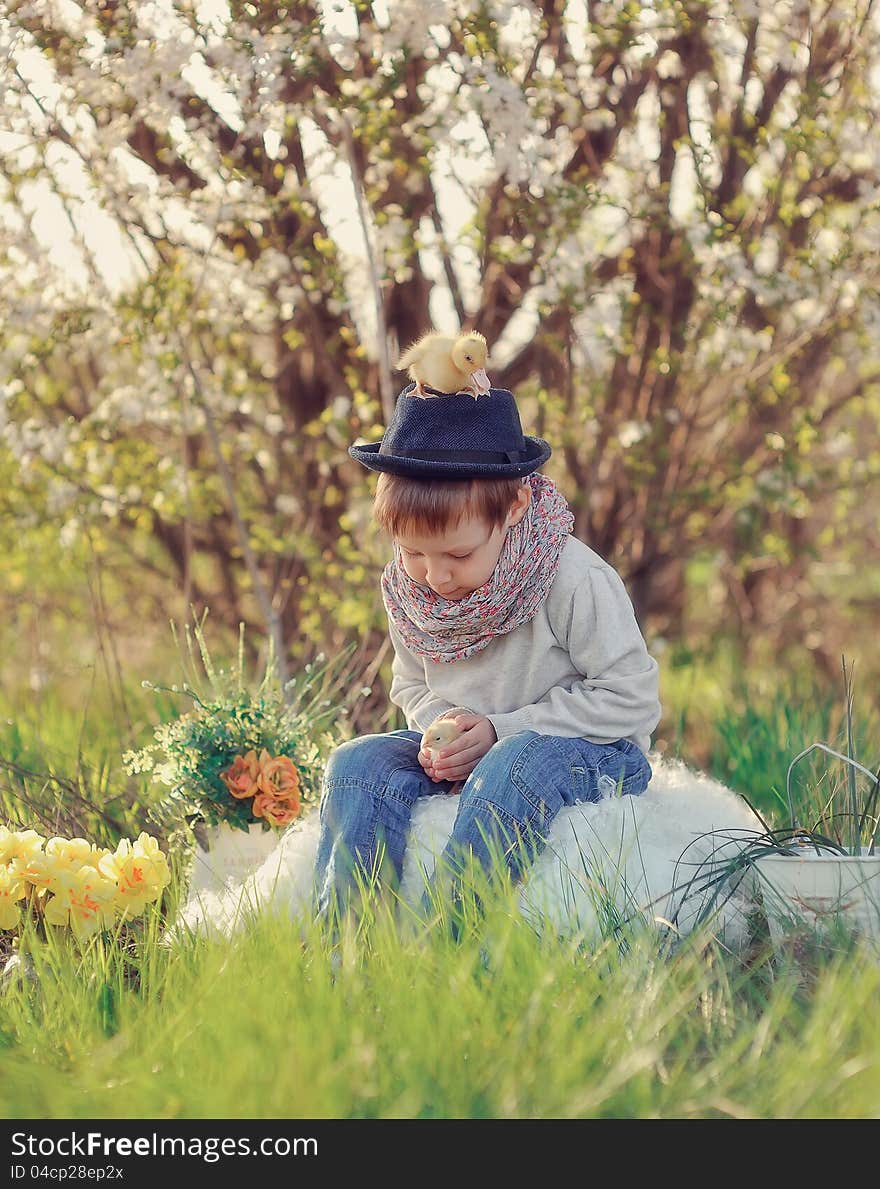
[312,729,652,918]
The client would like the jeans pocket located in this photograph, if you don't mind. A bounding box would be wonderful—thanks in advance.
[569,740,651,802]
[611,745,651,797]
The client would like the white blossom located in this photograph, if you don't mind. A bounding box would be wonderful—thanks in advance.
[0,0,877,573]
[618,421,651,449]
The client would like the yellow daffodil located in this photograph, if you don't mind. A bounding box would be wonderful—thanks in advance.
[0,864,27,931]
[3,826,169,937]
[42,866,118,939]
[0,827,46,865]
[45,836,104,870]
[99,833,170,919]
[11,849,62,893]
[15,837,111,894]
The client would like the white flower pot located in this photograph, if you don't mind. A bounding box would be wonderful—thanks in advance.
[189,822,280,896]
[756,847,880,950]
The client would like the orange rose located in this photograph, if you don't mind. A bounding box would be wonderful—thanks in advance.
[220,750,261,800]
[256,751,301,806]
[252,793,300,828]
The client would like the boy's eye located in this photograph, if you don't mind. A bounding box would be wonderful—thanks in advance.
[401,548,470,560]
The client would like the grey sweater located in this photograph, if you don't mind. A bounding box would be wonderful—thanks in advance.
[388,535,661,753]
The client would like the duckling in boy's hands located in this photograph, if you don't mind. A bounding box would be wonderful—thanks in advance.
[396,330,491,398]
[422,716,465,764]
[420,715,467,795]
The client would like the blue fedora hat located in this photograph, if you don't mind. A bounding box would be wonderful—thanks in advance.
[348,385,552,479]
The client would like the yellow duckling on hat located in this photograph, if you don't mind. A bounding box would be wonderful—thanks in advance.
[396,330,491,399]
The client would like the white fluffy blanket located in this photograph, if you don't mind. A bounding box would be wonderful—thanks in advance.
[169,756,763,948]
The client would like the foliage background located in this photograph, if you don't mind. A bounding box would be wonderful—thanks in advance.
[1,0,879,777]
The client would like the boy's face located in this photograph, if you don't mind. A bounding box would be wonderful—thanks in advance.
[396,486,531,600]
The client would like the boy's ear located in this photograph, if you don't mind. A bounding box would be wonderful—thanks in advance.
[507,482,532,527]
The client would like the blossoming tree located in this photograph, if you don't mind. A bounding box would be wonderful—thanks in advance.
[2,0,878,678]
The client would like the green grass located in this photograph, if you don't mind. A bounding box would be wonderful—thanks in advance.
[660,648,879,826]
[2,883,879,1120]
[0,678,177,848]
[1,664,879,1120]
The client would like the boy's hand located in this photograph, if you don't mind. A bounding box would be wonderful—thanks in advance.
[418,713,497,785]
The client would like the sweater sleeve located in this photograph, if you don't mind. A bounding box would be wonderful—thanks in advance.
[485,565,661,747]
[387,617,472,733]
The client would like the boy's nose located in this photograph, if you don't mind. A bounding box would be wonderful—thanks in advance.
[426,565,453,590]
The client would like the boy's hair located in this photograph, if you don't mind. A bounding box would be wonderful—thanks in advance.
[374,472,526,537]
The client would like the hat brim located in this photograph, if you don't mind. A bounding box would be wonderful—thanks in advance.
[348,437,552,479]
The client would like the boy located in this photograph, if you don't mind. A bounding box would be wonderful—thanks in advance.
[312,383,660,917]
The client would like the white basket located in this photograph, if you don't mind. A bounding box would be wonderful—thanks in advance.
[756,848,880,949]
[189,822,281,895]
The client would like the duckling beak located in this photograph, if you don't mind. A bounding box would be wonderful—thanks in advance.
[470,367,491,395]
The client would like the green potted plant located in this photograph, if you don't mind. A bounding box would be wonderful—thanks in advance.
[125,619,354,895]
[670,663,880,953]
[753,738,880,950]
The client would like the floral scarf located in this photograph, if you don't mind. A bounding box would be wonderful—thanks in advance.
[381,473,574,663]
